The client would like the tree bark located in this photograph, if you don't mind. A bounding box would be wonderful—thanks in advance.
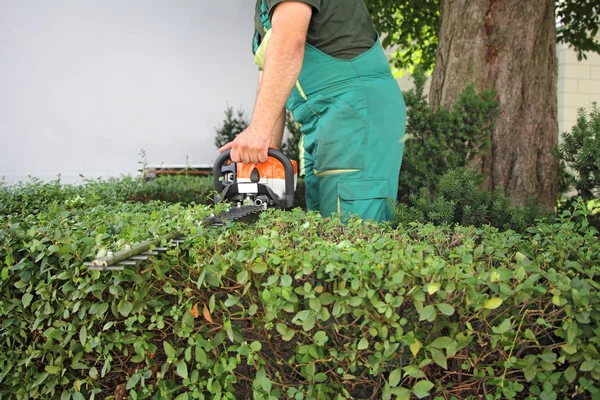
[429,0,559,208]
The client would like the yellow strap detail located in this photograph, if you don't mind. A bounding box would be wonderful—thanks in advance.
[298,134,306,177]
[254,29,272,69]
[314,169,360,177]
[295,81,308,101]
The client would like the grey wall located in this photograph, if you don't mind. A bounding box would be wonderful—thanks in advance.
[0,0,259,184]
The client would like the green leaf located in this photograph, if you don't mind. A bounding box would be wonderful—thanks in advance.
[237,270,248,284]
[22,293,33,308]
[309,297,321,312]
[392,271,405,284]
[126,373,141,390]
[483,298,503,310]
[388,368,402,387]
[250,341,262,352]
[567,322,578,344]
[45,365,62,375]
[164,341,176,360]
[580,360,596,372]
[313,331,328,346]
[1,267,8,280]
[492,318,512,335]
[251,261,267,274]
[224,295,240,308]
[174,394,189,400]
[474,244,484,259]
[282,329,296,341]
[436,303,455,316]
[348,296,363,307]
[118,302,133,317]
[412,380,434,399]
[403,366,426,379]
[43,327,62,341]
[315,372,327,382]
[48,244,59,253]
[80,326,87,347]
[419,305,435,321]
[561,343,577,355]
[564,366,577,383]
[248,304,258,316]
[302,315,316,331]
[175,360,188,380]
[429,336,452,350]
[410,340,422,357]
[524,328,536,341]
[280,275,293,287]
[262,289,272,302]
[430,348,447,369]
[427,282,441,295]
[357,337,369,350]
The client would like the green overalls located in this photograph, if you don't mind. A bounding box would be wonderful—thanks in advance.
[253,2,406,222]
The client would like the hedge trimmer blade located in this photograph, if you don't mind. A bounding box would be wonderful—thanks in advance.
[84,148,296,272]
[84,204,266,271]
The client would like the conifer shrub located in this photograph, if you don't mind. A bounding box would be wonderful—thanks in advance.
[555,102,600,228]
[393,168,555,232]
[556,102,600,201]
[214,105,249,150]
[398,67,500,203]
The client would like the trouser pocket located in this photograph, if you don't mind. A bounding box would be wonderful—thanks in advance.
[337,178,392,222]
[310,95,367,175]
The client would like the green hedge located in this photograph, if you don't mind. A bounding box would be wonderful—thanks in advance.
[0,175,215,217]
[1,180,599,399]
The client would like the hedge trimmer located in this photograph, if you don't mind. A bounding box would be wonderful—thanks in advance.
[84,148,297,271]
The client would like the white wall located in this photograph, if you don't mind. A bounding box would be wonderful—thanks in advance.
[557,42,600,137]
[0,1,260,184]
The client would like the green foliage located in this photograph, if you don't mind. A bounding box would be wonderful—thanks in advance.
[281,111,303,164]
[214,105,248,149]
[127,176,214,205]
[365,0,600,73]
[394,167,554,232]
[557,0,600,61]
[398,67,499,203]
[0,175,215,217]
[363,0,439,73]
[1,178,599,399]
[556,102,600,201]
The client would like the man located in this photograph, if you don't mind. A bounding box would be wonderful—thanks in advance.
[219,0,406,222]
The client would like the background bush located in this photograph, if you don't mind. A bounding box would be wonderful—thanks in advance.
[0,175,215,218]
[214,105,248,150]
[1,177,599,399]
[393,168,555,232]
[397,67,499,204]
[556,102,600,201]
[555,102,600,229]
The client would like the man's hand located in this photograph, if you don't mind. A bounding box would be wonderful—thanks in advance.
[218,1,311,164]
[219,124,271,164]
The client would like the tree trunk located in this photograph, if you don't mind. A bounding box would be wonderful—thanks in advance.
[429,0,559,208]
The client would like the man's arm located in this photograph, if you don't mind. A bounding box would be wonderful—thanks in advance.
[258,70,286,150]
[220,2,311,164]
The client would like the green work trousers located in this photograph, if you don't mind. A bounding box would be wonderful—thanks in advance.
[285,37,407,223]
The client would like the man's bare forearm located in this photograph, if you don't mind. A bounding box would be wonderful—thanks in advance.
[219,3,310,164]
[270,108,286,149]
[257,71,286,149]
[250,7,308,136]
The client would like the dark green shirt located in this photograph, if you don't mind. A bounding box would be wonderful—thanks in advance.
[253,0,377,60]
